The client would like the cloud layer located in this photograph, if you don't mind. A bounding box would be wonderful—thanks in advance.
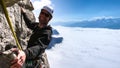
[46,26,120,68]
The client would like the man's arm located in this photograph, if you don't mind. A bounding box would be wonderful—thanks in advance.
[24,35,50,60]
[21,8,37,30]
[24,29,52,60]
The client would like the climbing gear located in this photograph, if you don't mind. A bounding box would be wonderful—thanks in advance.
[0,44,18,68]
[0,49,17,68]
[0,0,22,50]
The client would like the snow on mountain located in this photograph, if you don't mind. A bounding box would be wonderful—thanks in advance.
[46,26,120,68]
[52,18,120,29]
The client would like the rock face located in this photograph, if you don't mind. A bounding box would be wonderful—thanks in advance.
[4,0,21,7]
[0,0,50,68]
[0,0,35,50]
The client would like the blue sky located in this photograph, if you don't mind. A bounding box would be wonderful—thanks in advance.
[31,0,120,22]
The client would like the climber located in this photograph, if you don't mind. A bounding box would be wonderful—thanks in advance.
[10,6,53,68]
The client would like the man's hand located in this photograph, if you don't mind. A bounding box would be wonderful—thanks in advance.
[21,7,26,13]
[10,49,26,68]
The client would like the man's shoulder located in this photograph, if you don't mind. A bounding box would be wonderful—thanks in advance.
[46,25,52,30]
[46,25,53,34]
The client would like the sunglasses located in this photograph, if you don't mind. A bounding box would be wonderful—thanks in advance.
[41,12,50,17]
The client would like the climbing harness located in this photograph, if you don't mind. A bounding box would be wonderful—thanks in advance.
[0,0,22,50]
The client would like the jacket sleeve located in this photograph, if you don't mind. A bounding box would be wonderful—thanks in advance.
[24,29,52,60]
[22,13,37,30]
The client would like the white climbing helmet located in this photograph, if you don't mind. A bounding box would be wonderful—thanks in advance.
[42,6,54,17]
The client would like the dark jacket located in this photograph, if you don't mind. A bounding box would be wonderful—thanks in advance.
[22,13,52,60]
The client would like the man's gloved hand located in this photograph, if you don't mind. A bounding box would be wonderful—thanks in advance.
[10,48,26,68]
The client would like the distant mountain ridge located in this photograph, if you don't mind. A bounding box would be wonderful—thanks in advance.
[52,18,120,29]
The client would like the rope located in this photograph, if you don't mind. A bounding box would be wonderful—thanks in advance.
[0,0,23,50]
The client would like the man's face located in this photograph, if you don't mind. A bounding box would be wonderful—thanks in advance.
[39,9,51,25]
